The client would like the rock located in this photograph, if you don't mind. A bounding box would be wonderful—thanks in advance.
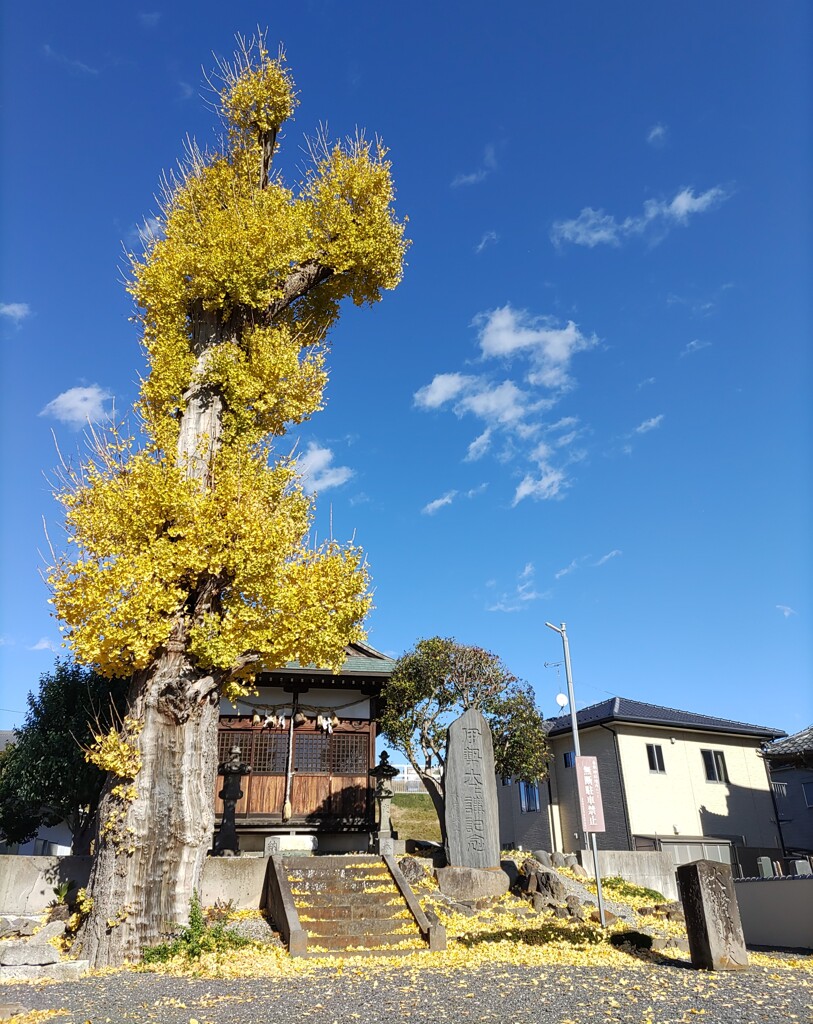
[0,1004,31,1020]
[521,857,544,878]
[535,868,566,903]
[565,895,585,921]
[0,960,88,982]
[33,920,67,943]
[532,850,552,868]
[666,908,686,923]
[571,864,590,879]
[46,904,71,922]
[444,709,501,869]
[676,860,748,971]
[398,856,428,886]
[446,901,477,917]
[551,851,567,868]
[589,909,618,926]
[564,855,578,868]
[636,906,655,916]
[531,892,555,913]
[436,865,510,901]
[0,942,59,967]
[610,930,653,950]
[3,919,37,938]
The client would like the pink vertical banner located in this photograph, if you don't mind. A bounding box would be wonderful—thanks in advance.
[575,755,606,833]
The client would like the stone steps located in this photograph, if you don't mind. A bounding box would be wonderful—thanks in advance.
[284,856,424,955]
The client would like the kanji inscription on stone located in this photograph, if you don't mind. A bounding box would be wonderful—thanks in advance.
[677,859,748,971]
[444,708,500,868]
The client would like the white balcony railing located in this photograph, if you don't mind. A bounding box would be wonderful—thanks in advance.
[771,781,788,798]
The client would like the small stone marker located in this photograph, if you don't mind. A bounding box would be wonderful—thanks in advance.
[676,859,748,970]
[756,856,774,878]
[444,708,500,869]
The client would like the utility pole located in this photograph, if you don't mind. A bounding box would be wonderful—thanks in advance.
[546,621,606,927]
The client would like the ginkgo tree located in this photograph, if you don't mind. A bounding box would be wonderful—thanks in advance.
[47,36,408,967]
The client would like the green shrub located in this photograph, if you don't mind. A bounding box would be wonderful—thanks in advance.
[142,891,252,964]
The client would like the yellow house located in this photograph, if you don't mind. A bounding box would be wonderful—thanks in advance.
[498,697,786,876]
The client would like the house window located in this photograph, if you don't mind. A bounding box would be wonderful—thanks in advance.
[803,781,813,809]
[647,743,666,773]
[519,781,540,813]
[563,751,576,769]
[702,749,729,783]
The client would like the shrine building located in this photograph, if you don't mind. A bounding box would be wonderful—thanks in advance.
[214,642,394,854]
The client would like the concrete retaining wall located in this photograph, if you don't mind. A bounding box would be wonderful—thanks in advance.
[199,856,270,909]
[734,876,813,950]
[0,855,272,915]
[0,856,92,914]
[577,848,679,901]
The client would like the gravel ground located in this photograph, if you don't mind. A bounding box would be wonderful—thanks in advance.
[1,959,809,1024]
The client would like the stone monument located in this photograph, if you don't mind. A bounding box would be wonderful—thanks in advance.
[676,859,748,970]
[436,707,509,899]
[213,745,251,856]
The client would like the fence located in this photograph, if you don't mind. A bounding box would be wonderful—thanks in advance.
[734,875,813,950]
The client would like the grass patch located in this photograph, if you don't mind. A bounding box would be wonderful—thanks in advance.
[391,792,441,842]
[142,891,252,965]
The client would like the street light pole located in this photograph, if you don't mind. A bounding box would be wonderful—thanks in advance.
[545,621,606,927]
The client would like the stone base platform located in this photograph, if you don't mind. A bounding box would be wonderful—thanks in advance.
[435,865,510,901]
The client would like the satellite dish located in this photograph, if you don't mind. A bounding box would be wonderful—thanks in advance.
[555,693,568,709]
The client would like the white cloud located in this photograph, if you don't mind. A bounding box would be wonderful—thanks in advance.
[477,305,598,390]
[28,637,56,652]
[43,43,98,76]
[513,468,567,505]
[414,304,601,503]
[551,207,621,248]
[465,428,492,462]
[451,144,497,188]
[776,604,797,618]
[594,549,622,567]
[178,81,194,101]
[681,339,711,357]
[634,415,664,434]
[551,185,729,248]
[414,373,475,410]
[555,560,578,580]
[39,385,112,428]
[475,231,498,254]
[0,302,31,325]
[487,562,546,612]
[637,377,656,390]
[421,491,457,515]
[138,11,161,27]
[296,443,353,494]
[421,483,486,515]
[457,380,532,426]
[647,123,668,147]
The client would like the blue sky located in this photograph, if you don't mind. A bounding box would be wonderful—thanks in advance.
[1,2,810,739]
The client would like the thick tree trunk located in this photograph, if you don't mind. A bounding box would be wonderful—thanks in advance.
[78,645,221,966]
